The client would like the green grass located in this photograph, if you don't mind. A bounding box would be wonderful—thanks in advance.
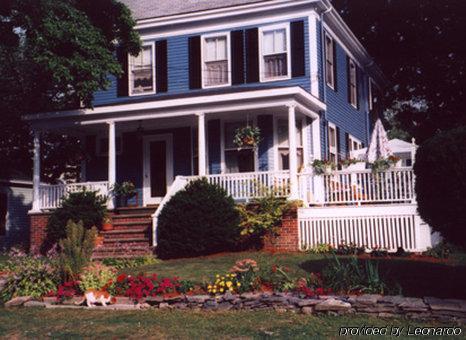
[0,308,461,339]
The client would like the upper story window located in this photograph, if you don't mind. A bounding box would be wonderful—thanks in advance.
[202,33,231,88]
[328,123,338,164]
[324,33,336,89]
[260,24,290,81]
[129,43,155,96]
[347,58,358,108]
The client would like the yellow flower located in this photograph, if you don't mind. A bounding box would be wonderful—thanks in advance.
[229,287,234,292]
[237,282,241,287]
[216,274,220,278]
[207,285,212,289]
[212,289,217,294]
[220,281,225,286]
[219,288,224,293]
[226,281,232,288]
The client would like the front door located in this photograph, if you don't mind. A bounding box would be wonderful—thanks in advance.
[143,135,173,205]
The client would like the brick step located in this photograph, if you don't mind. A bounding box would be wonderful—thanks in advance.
[92,251,153,260]
[112,220,152,227]
[112,214,152,222]
[103,236,149,244]
[114,206,157,216]
[101,227,148,234]
[103,232,148,239]
[92,246,153,259]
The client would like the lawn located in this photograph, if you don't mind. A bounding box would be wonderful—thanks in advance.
[0,308,461,339]
[124,251,466,299]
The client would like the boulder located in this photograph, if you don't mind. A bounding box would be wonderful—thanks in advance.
[297,299,321,307]
[23,300,46,308]
[186,295,210,304]
[398,298,429,312]
[424,297,466,312]
[314,298,352,312]
[301,306,314,315]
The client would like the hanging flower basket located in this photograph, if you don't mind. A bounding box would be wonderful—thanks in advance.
[233,125,261,150]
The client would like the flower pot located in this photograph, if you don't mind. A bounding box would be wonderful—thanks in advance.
[102,221,113,231]
[95,235,104,247]
[323,165,333,175]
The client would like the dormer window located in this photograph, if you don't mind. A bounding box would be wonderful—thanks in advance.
[129,43,155,95]
[348,58,358,108]
[260,24,290,81]
[202,33,230,88]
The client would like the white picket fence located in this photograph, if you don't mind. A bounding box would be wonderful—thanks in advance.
[38,181,110,210]
[298,204,432,252]
[299,167,415,205]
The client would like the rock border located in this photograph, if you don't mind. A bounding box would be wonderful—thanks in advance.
[7,293,466,323]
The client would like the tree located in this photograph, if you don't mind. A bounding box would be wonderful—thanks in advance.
[0,0,141,180]
[414,127,466,248]
[332,0,466,143]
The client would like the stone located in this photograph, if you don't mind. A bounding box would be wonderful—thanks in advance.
[145,296,164,305]
[158,303,171,309]
[24,300,46,308]
[108,304,141,310]
[45,304,84,309]
[353,294,382,306]
[62,297,85,305]
[261,296,288,304]
[163,295,184,302]
[240,292,262,300]
[297,299,321,307]
[314,298,352,312]
[398,298,428,312]
[139,303,151,309]
[42,297,57,305]
[379,295,406,305]
[301,306,314,315]
[172,302,188,309]
[356,305,396,313]
[425,297,466,312]
[5,296,32,307]
[114,296,134,305]
[222,291,237,302]
[186,295,210,304]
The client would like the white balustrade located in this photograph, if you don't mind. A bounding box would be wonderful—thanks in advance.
[299,167,415,205]
[38,181,110,210]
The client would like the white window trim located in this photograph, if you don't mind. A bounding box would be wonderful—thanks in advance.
[128,41,156,97]
[328,122,337,164]
[259,23,292,83]
[348,58,358,109]
[348,134,362,157]
[201,31,232,89]
[220,117,259,174]
[368,77,374,111]
[324,32,335,90]
[273,115,304,171]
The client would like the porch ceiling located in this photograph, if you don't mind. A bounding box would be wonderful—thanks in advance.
[24,86,325,131]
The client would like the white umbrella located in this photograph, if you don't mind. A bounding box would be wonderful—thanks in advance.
[366,119,392,162]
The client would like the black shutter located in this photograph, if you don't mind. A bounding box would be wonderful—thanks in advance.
[291,20,305,77]
[231,30,245,85]
[188,36,201,89]
[332,40,338,91]
[346,56,351,104]
[246,28,259,83]
[326,121,331,159]
[345,132,350,158]
[156,40,168,92]
[336,126,341,162]
[116,47,129,97]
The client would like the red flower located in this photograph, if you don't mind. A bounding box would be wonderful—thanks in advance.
[117,274,127,283]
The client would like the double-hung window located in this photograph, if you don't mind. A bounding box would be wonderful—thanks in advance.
[277,119,303,171]
[260,24,290,81]
[224,122,255,173]
[202,34,230,88]
[325,33,335,88]
[328,123,338,164]
[348,58,358,107]
[348,135,362,158]
[129,43,155,95]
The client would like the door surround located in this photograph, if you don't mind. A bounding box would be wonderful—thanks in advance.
[142,134,174,205]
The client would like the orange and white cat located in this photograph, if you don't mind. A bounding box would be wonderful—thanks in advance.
[76,289,117,307]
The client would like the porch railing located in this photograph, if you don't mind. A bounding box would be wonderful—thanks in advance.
[38,181,110,210]
[188,170,290,200]
[299,167,415,205]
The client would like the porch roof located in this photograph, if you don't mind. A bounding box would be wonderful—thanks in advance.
[24,86,325,129]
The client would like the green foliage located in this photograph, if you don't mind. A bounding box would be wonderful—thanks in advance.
[79,263,116,292]
[306,243,333,254]
[101,256,159,270]
[157,179,240,259]
[260,265,295,292]
[321,255,392,294]
[423,241,452,259]
[311,159,336,175]
[414,127,466,248]
[177,280,195,294]
[112,181,137,198]
[0,253,59,301]
[335,242,366,256]
[230,259,260,293]
[44,190,107,251]
[58,220,97,281]
[233,125,261,149]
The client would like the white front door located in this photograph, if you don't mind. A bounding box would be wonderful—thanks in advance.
[143,135,173,205]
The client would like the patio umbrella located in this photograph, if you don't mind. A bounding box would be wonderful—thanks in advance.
[366,119,392,162]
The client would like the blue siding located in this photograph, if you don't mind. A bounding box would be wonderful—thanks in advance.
[93,18,311,106]
[257,115,274,171]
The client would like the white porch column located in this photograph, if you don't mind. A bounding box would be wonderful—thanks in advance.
[107,121,116,210]
[287,103,299,199]
[311,116,325,204]
[197,113,207,176]
[31,130,41,212]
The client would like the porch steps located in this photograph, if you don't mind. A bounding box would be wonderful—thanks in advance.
[92,206,157,259]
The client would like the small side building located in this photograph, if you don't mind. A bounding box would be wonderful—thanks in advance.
[0,178,33,250]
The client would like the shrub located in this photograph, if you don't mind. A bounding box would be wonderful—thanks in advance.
[44,190,107,251]
[79,263,116,292]
[307,243,333,254]
[423,241,452,259]
[229,259,260,293]
[102,256,159,270]
[54,281,81,302]
[58,220,97,281]
[0,253,59,301]
[157,179,240,259]
[414,127,466,248]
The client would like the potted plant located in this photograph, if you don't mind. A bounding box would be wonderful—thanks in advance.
[101,215,113,231]
[311,159,335,175]
[233,125,261,150]
[370,155,400,173]
[112,181,137,207]
[95,234,104,247]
